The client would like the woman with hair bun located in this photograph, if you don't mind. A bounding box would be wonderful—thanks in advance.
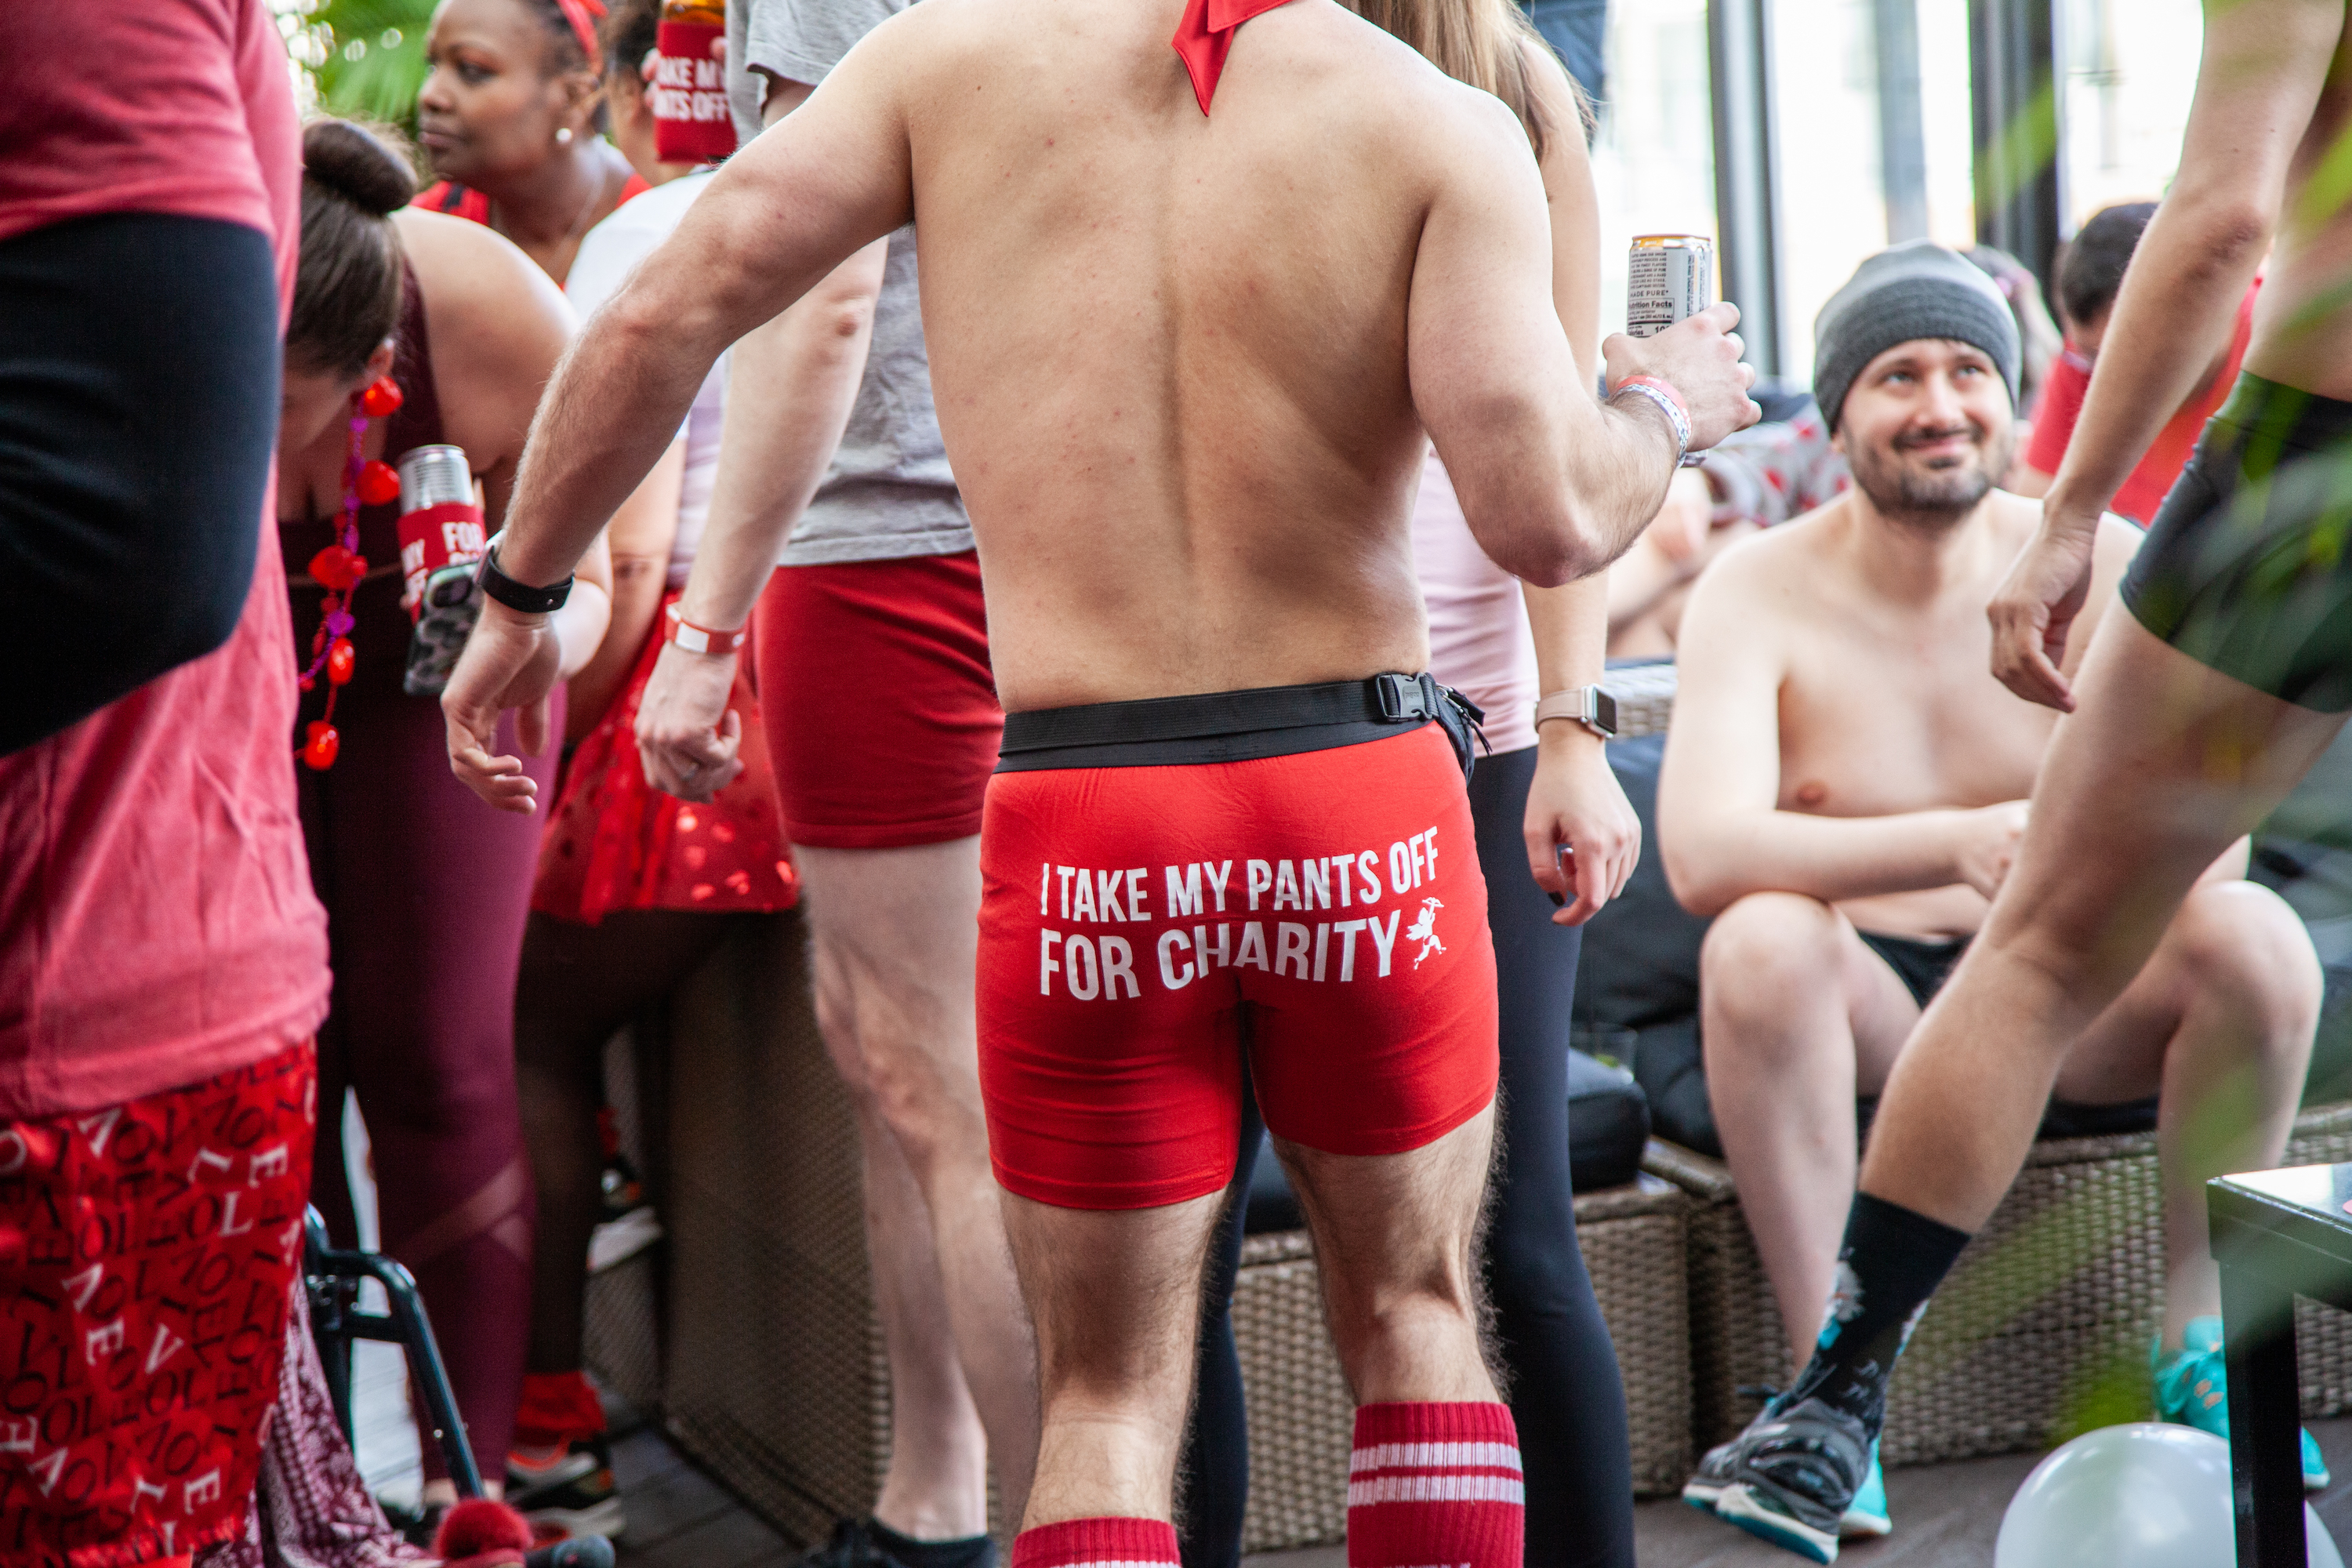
[414,0,648,284]
[278,114,612,1519]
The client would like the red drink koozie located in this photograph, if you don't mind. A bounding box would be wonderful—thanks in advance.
[396,445,487,616]
[653,20,735,162]
[397,503,487,616]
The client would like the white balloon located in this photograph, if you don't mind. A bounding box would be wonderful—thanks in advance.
[1994,1423,2342,1568]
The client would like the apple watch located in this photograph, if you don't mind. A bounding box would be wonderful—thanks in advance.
[1532,685,1617,739]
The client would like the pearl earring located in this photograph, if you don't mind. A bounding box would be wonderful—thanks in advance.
[556,126,574,145]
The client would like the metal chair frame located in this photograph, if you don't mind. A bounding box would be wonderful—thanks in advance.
[303,1209,485,1499]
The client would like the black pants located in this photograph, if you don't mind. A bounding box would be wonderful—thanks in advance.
[1178,743,1636,1568]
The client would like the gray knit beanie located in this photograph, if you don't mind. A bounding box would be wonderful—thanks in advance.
[1813,241,2020,433]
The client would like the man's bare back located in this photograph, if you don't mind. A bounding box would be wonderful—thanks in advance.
[445,0,1751,794]
[1671,488,2138,942]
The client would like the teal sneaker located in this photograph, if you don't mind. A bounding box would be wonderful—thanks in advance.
[1840,1445,1891,1538]
[2154,1316,2329,1490]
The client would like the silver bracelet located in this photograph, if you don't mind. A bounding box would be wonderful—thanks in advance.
[1610,377,1690,466]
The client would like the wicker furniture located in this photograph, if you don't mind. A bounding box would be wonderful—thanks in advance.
[1647,1102,2352,1468]
[1599,662,1675,741]
[1232,1174,1693,1554]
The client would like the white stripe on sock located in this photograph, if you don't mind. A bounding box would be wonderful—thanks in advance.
[1348,1440,1523,1475]
[1345,1474,1528,1506]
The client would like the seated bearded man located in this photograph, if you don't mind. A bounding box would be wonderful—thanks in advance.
[1658,243,2325,1553]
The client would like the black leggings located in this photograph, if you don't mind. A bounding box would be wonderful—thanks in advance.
[1178,742,1635,1568]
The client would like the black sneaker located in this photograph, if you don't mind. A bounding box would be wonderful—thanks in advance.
[506,1432,624,1541]
[1707,1392,1872,1564]
[526,1536,616,1568]
[791,1520,897,1568]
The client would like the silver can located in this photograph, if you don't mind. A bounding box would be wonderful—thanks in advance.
[1626,234,1715,339]
[397,445,473,513]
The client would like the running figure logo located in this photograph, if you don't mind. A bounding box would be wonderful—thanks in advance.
[1408,897,1446,967]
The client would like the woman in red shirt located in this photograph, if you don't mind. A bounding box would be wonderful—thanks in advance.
[414,0,648,285]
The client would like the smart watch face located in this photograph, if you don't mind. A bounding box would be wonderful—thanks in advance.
[1591,688,1619,738]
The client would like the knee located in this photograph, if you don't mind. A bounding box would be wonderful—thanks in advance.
[859,1035,987,1172]
[2171,883,2324,1047]
[1700,894,1843,1041]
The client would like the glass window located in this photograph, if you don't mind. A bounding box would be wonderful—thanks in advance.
[1588,0,1717,343]
[2063,0,2203,227]
[1767,0,1889,382]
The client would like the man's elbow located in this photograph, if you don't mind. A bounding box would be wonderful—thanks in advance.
[1472,501,1613,587]
[2165,191,2274,280]
[1660,838,1737,920]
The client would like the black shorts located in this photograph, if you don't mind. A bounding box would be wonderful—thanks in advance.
[1852,927,2158,1140]
[2121,372,2352,711]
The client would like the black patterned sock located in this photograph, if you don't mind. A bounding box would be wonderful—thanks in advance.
[870,1520,996,1568]
[1793,1192,1973,1426]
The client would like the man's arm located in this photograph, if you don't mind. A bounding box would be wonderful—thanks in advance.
[1988,0,2344,710]
[1406,92,1757,587]
[1657,550,2021,917]
[628,73,889,800]
[441,21,916,809]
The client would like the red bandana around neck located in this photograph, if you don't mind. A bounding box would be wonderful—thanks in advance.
[1171,0,1294,115]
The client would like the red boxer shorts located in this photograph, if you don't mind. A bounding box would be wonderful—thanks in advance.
[978,694,1497,1211]
[753,551,1004,850]
[0,1040,316,1568]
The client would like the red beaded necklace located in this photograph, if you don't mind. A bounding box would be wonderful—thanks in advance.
[297,374,405,771]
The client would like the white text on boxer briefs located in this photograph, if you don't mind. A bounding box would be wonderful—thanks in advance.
[1033,829,1448,999]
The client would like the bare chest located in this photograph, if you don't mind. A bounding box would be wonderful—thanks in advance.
[1773,619,2056,815]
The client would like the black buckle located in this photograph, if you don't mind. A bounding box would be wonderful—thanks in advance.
[1371,673,1428,721]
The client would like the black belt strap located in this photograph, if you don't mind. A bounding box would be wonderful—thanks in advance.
[1000,673,1487,778]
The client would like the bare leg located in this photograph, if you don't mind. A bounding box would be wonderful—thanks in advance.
[798,840,1040,1527]
[1003,1189,1227,1527]
[1860,614,2343,1231]
[1275,1107,1501,1406]
[2049,880,2320,1348]
[1699,894,1921,1371]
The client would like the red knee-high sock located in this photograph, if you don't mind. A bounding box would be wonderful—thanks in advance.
[1346,1402,1523,1568]
[1011,1518,1180,1568]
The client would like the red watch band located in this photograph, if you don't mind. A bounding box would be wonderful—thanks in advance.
[664,603,746,656]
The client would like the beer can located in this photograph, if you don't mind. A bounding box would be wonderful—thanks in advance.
[397,445,473,513]
[1627,234,1715,339]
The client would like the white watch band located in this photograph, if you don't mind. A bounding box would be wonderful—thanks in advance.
[1532,687,1616,738]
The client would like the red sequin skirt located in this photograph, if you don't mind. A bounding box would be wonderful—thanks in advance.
[532,594,797,925]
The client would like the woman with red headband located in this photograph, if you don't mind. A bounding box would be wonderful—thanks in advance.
[278,117,612,1523]
[415,0,646,285]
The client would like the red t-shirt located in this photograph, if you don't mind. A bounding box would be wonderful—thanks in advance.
[415,172,655,228]
[2025,281,2259,524]
[0,0,329,1117]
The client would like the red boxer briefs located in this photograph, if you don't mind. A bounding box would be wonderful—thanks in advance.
[753,550,1003,850]
[979,702,1498,1211]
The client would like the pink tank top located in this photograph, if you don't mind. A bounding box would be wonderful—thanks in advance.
[1412,450,1540,754]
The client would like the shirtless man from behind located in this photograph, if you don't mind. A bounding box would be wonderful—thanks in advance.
[1683,5,2352,1559]
[1660,245,2321,1559]
[438,1,1755,1561]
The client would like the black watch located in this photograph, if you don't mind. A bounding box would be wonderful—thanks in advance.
[475,532,574,614]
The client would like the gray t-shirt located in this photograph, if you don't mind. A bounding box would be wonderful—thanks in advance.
[725,0,971,565]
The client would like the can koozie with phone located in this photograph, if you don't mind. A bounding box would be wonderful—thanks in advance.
[396,445,488,695]
[653,10,735,163]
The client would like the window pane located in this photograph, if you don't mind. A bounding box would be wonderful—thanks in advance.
[1589,0,1717,343]
[2064,0,2203,226]
[1769,0,1887,381]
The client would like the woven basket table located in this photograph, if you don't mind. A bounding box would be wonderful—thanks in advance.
[1233,1174,1692,1553]
[1646,1102,2352,1468]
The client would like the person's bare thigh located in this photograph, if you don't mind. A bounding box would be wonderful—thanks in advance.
[1829,917,1925,1096]
[795,837,983,1076]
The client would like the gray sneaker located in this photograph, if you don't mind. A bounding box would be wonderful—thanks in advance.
[1704,1393,1872,1563]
